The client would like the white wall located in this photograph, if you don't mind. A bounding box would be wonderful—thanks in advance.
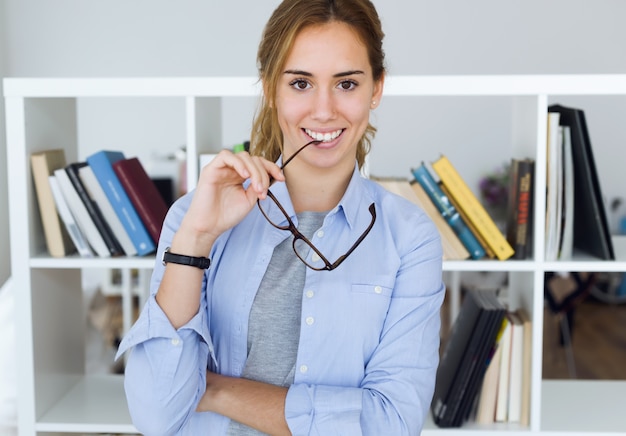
[0,0,10,286]
[2,0,626,242]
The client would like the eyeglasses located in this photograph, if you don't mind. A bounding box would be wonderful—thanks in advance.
[256,139,376,271]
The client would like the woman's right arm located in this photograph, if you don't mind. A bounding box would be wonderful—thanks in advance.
[117,151,284,433]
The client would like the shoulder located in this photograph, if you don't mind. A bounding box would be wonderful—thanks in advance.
[362,178,441,247]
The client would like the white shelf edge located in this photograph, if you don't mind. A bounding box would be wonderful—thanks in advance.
[5,74,626,98]
[35,374,138,434]
[29,254,156,270]
[3,76,261,97]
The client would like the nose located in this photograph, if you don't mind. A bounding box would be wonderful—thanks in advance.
[311,88,336,122]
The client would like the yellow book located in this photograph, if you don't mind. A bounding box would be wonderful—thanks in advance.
[432,155,514,260]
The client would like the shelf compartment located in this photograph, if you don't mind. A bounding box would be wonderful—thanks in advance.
[35,374,138,434]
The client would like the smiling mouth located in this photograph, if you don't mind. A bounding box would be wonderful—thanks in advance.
[304,128,344,142]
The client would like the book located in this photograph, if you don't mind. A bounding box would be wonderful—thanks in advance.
[53,168,111,257]
[112,157,169,245]
[431,289,506,427]
[506,159,535,260]
[65,162,124,257]
[548,104,614,260]
[78,164,138,256]
[545,113,562,261]
[431,155,515,260]
[372,177,470,260]
[558,125,574,260]
[475,317,508,424]
[494,314,513,422]
[409,182,470,261]
[443,182,496,260]
[47,174,93,257]
[454,291,506,426]
[506,311,524,423]
[412,164,486,260]
[518,309,533,427]
[85,150,155,256]
[30,149,75,257]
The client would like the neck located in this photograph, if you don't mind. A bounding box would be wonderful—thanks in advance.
[284,164,353,213]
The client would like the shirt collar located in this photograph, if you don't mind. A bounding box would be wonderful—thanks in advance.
[262,159,371,231]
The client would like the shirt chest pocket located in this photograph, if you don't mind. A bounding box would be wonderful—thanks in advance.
[348,283,394,348]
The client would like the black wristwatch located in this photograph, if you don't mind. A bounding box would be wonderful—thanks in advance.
[162,247,211,269]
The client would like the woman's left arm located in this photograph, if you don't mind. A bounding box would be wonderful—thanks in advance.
[285,221,445,436]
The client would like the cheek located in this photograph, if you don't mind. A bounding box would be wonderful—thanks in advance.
[276,97,308,128]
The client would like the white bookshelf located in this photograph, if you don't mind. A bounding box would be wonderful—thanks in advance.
[5,75,626,435]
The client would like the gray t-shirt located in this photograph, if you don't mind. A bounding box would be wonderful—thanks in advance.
[227,211,326,435]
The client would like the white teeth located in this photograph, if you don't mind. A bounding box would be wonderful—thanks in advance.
[305,128,343,142]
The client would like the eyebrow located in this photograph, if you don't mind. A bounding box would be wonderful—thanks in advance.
[283,69,365,78]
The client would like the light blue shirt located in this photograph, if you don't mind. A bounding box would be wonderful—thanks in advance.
[117,164,445,436]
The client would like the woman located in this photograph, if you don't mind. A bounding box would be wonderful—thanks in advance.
[117,0,445,434]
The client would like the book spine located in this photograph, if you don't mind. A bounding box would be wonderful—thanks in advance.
[112,157,169,245]
[514,161,534,259]
[86,151,155,256]
[65,163,124,256]
[54,168,111,257]
[47,175,93,257]
[412,165,486,260]
[30,150,75,257]
[432,156,515,260]
[79,165,138,257]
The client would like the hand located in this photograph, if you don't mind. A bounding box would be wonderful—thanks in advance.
[180,150,284,246]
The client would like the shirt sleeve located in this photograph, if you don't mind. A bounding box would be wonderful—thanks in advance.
[114,191,217,435]
[284,211,445,436]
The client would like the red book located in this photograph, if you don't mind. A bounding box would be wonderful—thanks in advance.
[112,157,168,245]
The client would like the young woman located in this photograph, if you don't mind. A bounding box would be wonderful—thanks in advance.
[117,0,445,434]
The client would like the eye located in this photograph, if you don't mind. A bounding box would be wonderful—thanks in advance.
[289,79,311,91]
[338,80,358,91]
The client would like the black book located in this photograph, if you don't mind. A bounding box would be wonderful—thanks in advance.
[65,162,124,256]
[548,104,614,260]
[506,159,535,260]
[454,291,506,426]
[431,289,505,428]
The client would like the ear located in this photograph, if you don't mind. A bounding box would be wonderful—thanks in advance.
[370,73,385,109]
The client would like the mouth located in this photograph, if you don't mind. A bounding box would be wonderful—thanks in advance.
[304,128,344,143]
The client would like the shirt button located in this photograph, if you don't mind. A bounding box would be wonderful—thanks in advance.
[311,253,321,262]
[305,290,315,299]
[305,316,315,326]
[300,365,309,374]
[374,285,383,294]
[171,338,180,346]
[316,230,325,238]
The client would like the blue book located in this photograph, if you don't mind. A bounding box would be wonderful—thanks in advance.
[86,150,155,256]
[412,164,486,260]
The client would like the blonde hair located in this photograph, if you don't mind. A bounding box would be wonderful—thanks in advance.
[250,0,385,169]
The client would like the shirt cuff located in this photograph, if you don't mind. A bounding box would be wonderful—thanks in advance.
[285,383,362,435]
[115,294,215,364]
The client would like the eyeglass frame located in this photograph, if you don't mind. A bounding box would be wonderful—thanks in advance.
[256,139,376,271]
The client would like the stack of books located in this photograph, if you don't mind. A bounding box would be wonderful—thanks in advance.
[545,104,614,261]
[31,149,170,258]
[375,155,517,261]
[431,289,532,428]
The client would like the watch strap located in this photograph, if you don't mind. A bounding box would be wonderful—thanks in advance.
[162,247,211,269]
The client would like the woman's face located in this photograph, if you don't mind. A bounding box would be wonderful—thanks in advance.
[274,21,383,173]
